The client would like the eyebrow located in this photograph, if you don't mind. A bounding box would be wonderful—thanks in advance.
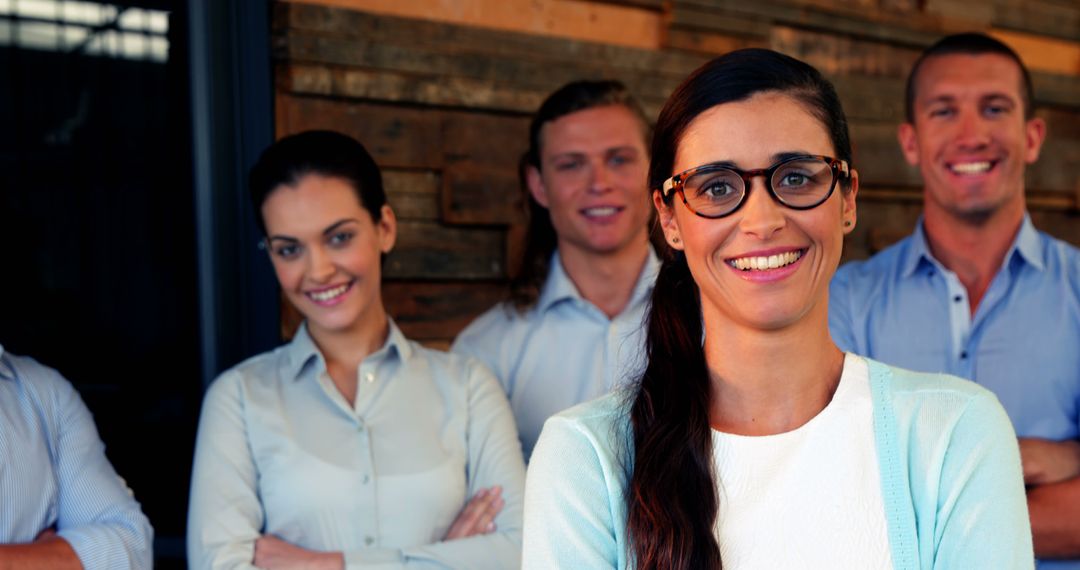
[698,151,817,170]
[550,145,642,159]
[267,218,359,243]
[924,92,1019,106]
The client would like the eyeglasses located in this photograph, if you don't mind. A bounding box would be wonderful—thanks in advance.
[659,155,850,219]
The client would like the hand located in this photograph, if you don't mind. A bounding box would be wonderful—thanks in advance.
[443,486,505,541]
[1019,438,1080,486]
[253,535,343,570]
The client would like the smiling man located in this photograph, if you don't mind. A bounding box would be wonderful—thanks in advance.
[452,81,658,461]
[829,33,1080,568]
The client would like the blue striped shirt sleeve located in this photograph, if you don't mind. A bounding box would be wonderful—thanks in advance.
[10,356,153,569]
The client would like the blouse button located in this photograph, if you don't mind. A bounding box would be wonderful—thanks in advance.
[362,474,370,484]
[365,536,375,546]
[364,372,375,383]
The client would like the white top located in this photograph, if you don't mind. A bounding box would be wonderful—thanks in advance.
[187,321,526,569]
[712,354,892,569]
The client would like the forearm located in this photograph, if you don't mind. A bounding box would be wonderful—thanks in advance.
[0,537,83,570]
[343,530,520,570]
[1028,476,1080,558]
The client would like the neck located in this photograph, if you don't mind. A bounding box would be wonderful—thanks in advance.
[307,302,390,405]
[703,299,844,436]
[923,203,1024,313]
[557,236,651,319]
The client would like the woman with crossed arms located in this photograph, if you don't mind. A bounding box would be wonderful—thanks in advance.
[189,131,525,569]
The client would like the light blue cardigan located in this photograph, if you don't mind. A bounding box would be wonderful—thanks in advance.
[523,358,1034,569]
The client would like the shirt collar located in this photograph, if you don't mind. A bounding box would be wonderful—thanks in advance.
[902,214,1044,277]
[1011,215,1045,271]
[536,247,660,313]
[280,319,412,381]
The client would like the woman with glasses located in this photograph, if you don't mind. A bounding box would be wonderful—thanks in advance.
[188,131,525,570]
[522,49,1032,569]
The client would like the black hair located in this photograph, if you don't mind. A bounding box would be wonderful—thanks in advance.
[905,32,1035,122]
[628,48,854,570]
[510,80,652,311]
[248,130,387,234]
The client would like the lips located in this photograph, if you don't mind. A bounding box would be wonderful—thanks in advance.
[727,249,804,271]
[306,281,353,305]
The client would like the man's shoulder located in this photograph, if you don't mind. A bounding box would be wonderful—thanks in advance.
[453,300,534,353]
[2,352,75,400]
[1037,230,1080,280]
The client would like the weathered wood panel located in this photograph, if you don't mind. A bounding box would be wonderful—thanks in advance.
[671,0,952,47]
[277,96,443,168]
[383,281,507,340]
[276,3,699,75]
[384,170,440,220]
[992,0,1080,42]
[279,0,664,50]
[442,164,525,226]
[387,221,505,280]
[772,26,922,78]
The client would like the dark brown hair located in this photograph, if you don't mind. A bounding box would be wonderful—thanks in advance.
[510,80,651,310]
[628,48,853,569]
[248,130,387,235]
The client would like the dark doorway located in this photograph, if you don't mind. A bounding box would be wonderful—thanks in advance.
[0,1,273,566]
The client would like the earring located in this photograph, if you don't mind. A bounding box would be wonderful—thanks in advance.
[671,236,680,244]
[844,220,852,227]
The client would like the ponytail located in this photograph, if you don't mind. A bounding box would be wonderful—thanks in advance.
[626,251,721,569]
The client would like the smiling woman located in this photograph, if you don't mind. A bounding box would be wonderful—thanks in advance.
[187,131,526,570]
[522,49,1034,570]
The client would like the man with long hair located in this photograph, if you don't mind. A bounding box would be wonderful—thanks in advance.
[453,80,658,460]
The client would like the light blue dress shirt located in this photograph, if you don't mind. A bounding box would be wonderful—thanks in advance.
[452,249,659,460]
[0,346,153,569]
[524,358,1033,570]
[187,321,526,570]
[830,216,1080,570]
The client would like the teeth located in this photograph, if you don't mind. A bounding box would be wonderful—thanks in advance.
[950,161,992,174]
[729,250,803,271]
[309,283,349,302]
[584,207,618,217]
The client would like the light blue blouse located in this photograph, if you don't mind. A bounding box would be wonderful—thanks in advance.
[188,321,526,569]
[523,358,1033,569]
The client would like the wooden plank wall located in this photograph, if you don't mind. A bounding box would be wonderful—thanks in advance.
[274,0,1080,347]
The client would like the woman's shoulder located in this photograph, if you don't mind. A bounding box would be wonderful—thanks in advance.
[205,345,294,397]
[868,358,994,400]
[864,357,1010,428]
[539,391,633,459]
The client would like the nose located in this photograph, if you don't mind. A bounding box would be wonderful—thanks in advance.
[737,177,785,240]
[954,108,991,150]
[306,246,336,283]
[587,159,614,194]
